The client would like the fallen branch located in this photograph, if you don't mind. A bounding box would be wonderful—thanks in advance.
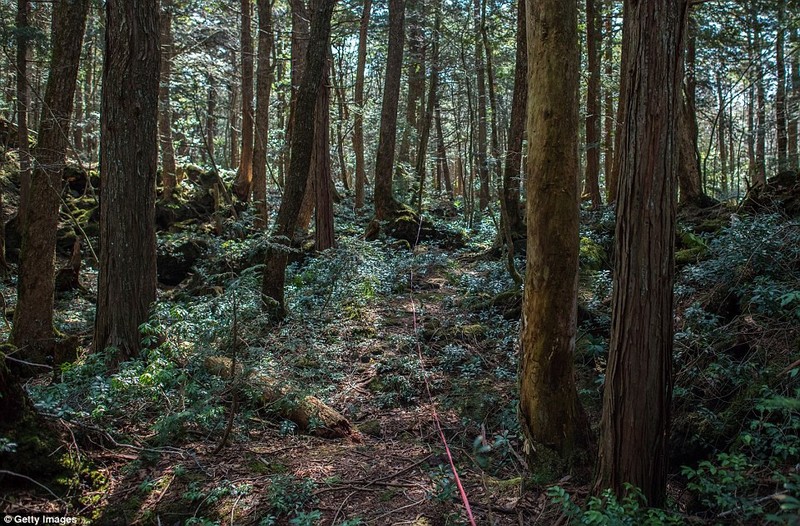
[204,356,356,440]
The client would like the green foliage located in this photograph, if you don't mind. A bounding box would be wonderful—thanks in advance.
[266,474,317,516]
[547,484,683,526]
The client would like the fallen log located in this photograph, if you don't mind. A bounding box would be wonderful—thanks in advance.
[204,356,356,440]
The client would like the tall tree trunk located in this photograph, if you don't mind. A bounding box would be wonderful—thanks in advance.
[16,0,32,223]
[752,2,766,186]
[474,0,489,210]
[314,65,335,251]
[228,60,240,170]
[435,102,452,197]
[678,15,703,205]
[789,28,799,171]
[595,0,687,507]
[13,0,90,364]
[206,76,217,163]
[481,0,502,207]
[262,0,335,315]
[397,0,425,177]
[332,55,350,191]
[94,0,160,365]
[353,0,371,209]
[583,0,602,208]
[414,1,440,213]
[603,0,614,194]
[158,0,177,201]
[373,0,405,219]
[716,71,728,195]
[235,0,255,201]
[253,0,274,229]
[775,0,788,172]
[520,0,590,471]
[501,0,526,239]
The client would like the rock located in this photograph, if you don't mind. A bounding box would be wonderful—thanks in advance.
[157,236,209,286]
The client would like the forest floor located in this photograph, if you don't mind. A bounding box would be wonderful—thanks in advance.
[2,169,800,525]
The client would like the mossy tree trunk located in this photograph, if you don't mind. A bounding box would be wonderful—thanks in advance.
[13,0,90,365]
[94,0,160,365]
[262,0,335,315]
[518,0,590,473]
[595,0,688,508]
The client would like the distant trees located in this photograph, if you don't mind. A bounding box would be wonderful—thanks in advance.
[94,0,160,364]
[595,0,688,506]
[518,0,590,470]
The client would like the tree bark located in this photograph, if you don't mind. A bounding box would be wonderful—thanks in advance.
[501,0,526,239]
[94,0,160,365]
[595,0,687,507]
[158,0,177,201]
[519,0,590,472]
[603,0,614,194]
[253,0,274,229]
[13,0,89,364]
[583,0,602,208]
[353,0,371,209]
[235,0,256,201]
[16,0,32,223]
[414,2,440,213]
[373,0,405,219]
[775,0,788,172]
[789,29,799,171]
[434,102,452,197]
[474,0,489,211]
[716,70,728,194]
[314,64,335,251]
[262,0,335,315]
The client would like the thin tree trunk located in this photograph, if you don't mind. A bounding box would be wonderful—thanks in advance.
[262,0,335,315]
[373,0,405,219]
[583,0,602,208]
[775,0,788,171]
[753,3,766,186]
[414,1,440,213]
[314,65,335,251]
[434,103,452,197]
[603,0,614,194]
[716,71,728,195]
[206,76,217,163]
[474,0,489,211]
[235,0,255,201]
[253,0,274,229]
[16,0,32,223]
[94,0,160,365]
[332,54,350,191]
[501,0,526,239]
[789,28,799,171]
[353,0,371,209]
[13,0,90,364]
[159,0,177,200]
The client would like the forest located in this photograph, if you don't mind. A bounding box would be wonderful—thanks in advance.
[0,0,799,524]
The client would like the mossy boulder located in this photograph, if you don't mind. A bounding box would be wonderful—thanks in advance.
[157,236,209,286]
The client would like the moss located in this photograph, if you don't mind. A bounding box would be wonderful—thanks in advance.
[580,236,607,271]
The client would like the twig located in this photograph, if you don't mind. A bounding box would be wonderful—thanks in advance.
[0,470,66,504]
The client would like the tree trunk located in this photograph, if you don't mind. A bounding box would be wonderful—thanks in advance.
[373,0,405,219]
[752,2,766,186]
[519,0,590,472]
[603,0,614,194]
[789,28,799,172]
[332,55,350,191]
[397,0,425,177]
[262,0,335,315]
[678,92,703,205]
[414,2,440,213]
[253,0,274,229]
[775,0,788,172]
[434,102,452,197]
[206,76,217,163]
[474,0,489,211]
[158,0,177,201]
[16,0,32,223]
[501,0,526,240]
[13,0,89,365]
[583,0,602,208]
[595,0,687,507]
[235,0,255,201]
[94,0,160,365]
[716,71,728,195]
[353,0,371,209]
[314,63,335,251]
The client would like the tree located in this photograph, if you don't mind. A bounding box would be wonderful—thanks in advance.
[373,0,405,219]
[12,0,89,364]
[234,0,256,202]
[583,0,602,208]
[158,0,177,201]
[789,28,799,171]
[474,0,489,210]
[595,0,688,507]
[352,0,371,210]
[518,0,590,471]
[501,0,526,241]
[15,0,31,222]
[262,0,335,315]
[252,0,274,229]
[94,0,160,365]
[775,0,788,172]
